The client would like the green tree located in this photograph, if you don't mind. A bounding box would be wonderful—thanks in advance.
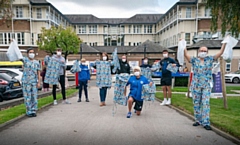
[37,25,81,60]
[206,0,240,37]
[0,0,14,27]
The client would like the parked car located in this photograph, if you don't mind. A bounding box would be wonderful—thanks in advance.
[0,68,42,90]
[0,73,23,102]
[0,68,23,84]
[225,70,240,84]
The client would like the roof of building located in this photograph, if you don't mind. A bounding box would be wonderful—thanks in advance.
[30,0,49,4]
[188,40,240,49]
[122,14,163,24]
[128,40,175,53]
[81,43,100,53]
[65,14,163,24]
[93,46,135,54]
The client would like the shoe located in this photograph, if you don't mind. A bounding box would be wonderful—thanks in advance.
[63,99,71,104]
[26,113,37,117]
[126,112,132,118]
[77,98,81,102]
[100,103,104,107]
[103,102,106,106]
[86,99,89,102]
[193,122,200,126]
[204,125,212,130]
[160,100,167,106]
[134,110,136,113]
[166,99,171,105]
[53,100,58,105]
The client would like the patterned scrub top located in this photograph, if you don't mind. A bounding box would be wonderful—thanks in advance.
[190,56,215,90]
[21,57,41,84]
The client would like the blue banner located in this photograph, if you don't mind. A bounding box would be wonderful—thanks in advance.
[152,72,190,77]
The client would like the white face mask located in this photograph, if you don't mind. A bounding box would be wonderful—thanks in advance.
[82,62,86,65]
[103,57,107,61]
[163,53,168,58]
[122,59,126,62]
[198,52,207,58]
[143,60,148,64]
[57,51,62,56]
[28,53,35,59]
[134,71,140,76]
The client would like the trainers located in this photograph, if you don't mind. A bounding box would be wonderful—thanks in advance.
[77,98,81,102]
[166,99,171,105]
[204,125,212,130]
[160,100,167,106]
[86,98,89,102]
[134,110,137,113]
[53,100,58,105]
[63,99,71,104]
[193,122,200,126]
[126,112,132,118]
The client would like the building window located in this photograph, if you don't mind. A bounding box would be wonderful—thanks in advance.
[185,33,190,44]
[133,25,141,34]
[128,25,131,33]
[79,25,86,34]
[144,25,152,33]
[36,8,42,19]
[89,25,97,34]
[31,33,34,45]
[104,26,108,33]
[205,8,211,17]
[186,7,192,18]
[120,26,125,34]
[0,33,3,44]
[129,42,131,46]
[173,35,176,45]
[226,63,231,72]
[16,32,24,45]
[16,6,23,18]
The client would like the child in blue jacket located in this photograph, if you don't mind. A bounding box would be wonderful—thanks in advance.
[78,58,90,102]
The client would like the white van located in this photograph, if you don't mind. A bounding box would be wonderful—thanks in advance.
[66,60,75,81]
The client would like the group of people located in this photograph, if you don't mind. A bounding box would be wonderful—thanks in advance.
[18,40,228,131]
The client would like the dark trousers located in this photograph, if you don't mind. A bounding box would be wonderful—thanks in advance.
[99,87,108,102]
[53,75,66,100]
[79,80,88,99]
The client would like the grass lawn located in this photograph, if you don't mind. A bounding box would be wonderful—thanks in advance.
[156,92,240,139]
[156,86,240,94]
[0,89,78,125]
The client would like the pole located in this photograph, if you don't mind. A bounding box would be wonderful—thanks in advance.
[80,43,82,59]
[220,57,228,109]
[144,44,146,58]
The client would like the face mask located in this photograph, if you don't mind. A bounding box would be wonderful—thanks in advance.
[122,59,126,62]
[134,71,140,76]
[82,63,86,65]
[103,57,107,61]
[144,60,148,64]
[28,53,35,59]
[163,53,168,58]
[57,51,62,56]
[198,52,207,58]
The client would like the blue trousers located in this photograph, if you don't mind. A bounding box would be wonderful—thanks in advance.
[22,83,38,115]
[100,87,108,102]
[79,80,88,99]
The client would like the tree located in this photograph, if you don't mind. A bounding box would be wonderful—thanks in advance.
[206,0,240,37]
[0,0,14,27]
[37,25,81,60]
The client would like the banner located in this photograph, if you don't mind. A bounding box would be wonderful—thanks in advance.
[211,72,223,98]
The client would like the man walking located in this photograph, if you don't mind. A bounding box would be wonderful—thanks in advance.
[160,50,177,105]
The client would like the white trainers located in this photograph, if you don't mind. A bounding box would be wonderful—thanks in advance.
[53,100,58,105]
[166,98,171,105]
[62,99,71,104]
[160,99,167,106]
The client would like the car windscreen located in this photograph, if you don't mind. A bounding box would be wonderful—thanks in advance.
[0,73,13,81]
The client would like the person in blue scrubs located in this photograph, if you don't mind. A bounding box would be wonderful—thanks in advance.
[125,66,153,118]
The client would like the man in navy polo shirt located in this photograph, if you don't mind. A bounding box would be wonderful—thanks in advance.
[160,50,177,105]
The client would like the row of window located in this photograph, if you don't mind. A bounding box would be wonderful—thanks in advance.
[78,25,153,34]
[0,33,24,45]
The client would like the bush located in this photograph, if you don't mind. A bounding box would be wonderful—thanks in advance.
[174,77,188,86]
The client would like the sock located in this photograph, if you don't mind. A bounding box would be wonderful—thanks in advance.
[168,98,171,102]
[164,98,167,102]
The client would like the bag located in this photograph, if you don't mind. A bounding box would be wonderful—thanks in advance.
[166,63,178,73]
[221,36,238,62]
[6,39,23,61]
[177,39,186,65]
[70,60,81,73]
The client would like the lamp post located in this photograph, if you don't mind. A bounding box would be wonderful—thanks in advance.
[80,43,82,59]
[144,44,146,58]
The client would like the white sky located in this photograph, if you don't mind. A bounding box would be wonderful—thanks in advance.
[47,0,179,18]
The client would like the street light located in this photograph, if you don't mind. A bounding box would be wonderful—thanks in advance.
[80,43,82,59]
[144,44,146,58]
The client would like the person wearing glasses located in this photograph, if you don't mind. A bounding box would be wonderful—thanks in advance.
[184,43,226,130]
